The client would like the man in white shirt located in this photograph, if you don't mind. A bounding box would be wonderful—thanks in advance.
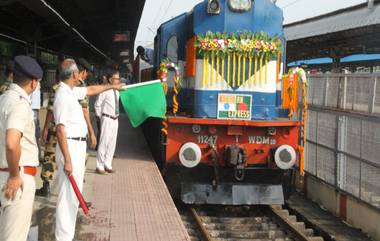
[94,69,120,174]
[0,55,43,241]
[54,59,124,241]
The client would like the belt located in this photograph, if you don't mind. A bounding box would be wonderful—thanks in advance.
[67,137,87,141]
[0,166,37,176]
[102,113,118,120]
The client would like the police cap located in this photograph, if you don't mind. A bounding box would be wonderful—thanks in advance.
[76,57,92,72]
[13,55,43,80]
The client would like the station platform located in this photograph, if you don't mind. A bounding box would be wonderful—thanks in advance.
[32,115,190,241]
[286,192,372,241]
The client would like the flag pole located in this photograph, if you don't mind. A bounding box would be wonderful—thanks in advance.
[121,79,161,90]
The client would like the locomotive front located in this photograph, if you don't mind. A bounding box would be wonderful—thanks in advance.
[153,0,301,205]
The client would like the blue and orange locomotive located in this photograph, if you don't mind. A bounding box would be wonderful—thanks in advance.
[141,0,306,205]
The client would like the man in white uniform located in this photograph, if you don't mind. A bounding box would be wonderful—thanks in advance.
[30,83,41,160]
[54,59,124,241]
[0,55,43,241]
[95,69,120,174]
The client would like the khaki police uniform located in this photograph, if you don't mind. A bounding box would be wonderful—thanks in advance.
[54,81,88,241]
[0,84,39,241]
[94,89,119,171]
[0,79,12,95]
[77,79,90,161]
[40,84,59,183]
[77,79,89,108]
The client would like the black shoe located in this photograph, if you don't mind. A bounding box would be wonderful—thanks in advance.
[35,181,50,197]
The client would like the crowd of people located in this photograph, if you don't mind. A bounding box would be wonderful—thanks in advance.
[0,55,125,241]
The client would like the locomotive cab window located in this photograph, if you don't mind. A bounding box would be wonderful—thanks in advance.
[166,35,178,63]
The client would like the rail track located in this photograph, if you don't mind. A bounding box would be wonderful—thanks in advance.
[179,205,324,241]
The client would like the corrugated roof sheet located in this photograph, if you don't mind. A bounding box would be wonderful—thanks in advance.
[285,2,380,41]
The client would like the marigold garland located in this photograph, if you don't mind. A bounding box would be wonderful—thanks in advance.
[157,60,181,135]
[195,31,282,88]
[195,31,282,58]
[287,67,308,177]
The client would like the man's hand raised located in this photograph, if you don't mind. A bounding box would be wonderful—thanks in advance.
[112,83,126,91]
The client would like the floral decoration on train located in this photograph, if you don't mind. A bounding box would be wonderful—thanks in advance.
[157,59,181,131]
[195,31,283,89]
[195,31,282,58]
[157,59,180,83]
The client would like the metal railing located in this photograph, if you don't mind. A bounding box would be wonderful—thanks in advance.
[305,73,380,210]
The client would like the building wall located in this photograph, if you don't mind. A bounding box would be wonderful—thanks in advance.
[306,175,339,216]
[346,196,380,241]
[304,175,380,241]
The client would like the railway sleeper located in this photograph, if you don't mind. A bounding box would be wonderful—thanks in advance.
[200,216,271,224]
[217,238,294,241]
[204,222,279,231]
[208,229,287,239]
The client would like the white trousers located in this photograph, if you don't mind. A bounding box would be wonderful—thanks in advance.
[0,170,36,241]
[55,140,86,241]
[96,116,118,170]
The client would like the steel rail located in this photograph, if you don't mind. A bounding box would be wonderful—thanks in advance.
[189,207,214,241]
[270,206,315,241]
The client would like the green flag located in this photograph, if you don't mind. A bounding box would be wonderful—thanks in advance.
[120,80,166,127]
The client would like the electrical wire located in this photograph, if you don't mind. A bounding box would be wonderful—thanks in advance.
[150,0,166,27]
[158,0,175,25]
[145,0,175,42]
[281,0,302,9]
[39,0,109,59]
[0,33,26,44]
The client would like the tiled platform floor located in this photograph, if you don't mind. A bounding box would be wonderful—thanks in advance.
[32,115,190,241]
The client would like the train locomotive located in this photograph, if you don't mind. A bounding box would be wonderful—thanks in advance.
[142,0,305,205]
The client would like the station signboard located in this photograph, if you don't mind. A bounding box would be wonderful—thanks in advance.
[113,31,130,42]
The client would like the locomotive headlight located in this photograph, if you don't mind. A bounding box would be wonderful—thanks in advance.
[228,0,252,12]
[274,145,296,170]
[207,0,221,14]
[179,142,202,168]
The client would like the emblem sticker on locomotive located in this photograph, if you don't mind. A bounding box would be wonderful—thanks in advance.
[249,136,277,145]
[217,94,252,120]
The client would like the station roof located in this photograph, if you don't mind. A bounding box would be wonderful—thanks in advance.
[0,0,145,62]
[284,0,380,62]
[288,54,380,67]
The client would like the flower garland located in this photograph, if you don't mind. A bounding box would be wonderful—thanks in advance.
[287,67,308,177]
[157,60,180,83]
[195,31,282,88]
[157,60,181,135]
[195,31,282,58]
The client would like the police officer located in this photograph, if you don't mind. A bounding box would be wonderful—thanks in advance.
[36,58,98,197]
[76,58,97,150]
[35,79,59,197]
[0,55,43,241]
[36,58,95,197]
[54,59,124,241]
[0,60,14,95]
